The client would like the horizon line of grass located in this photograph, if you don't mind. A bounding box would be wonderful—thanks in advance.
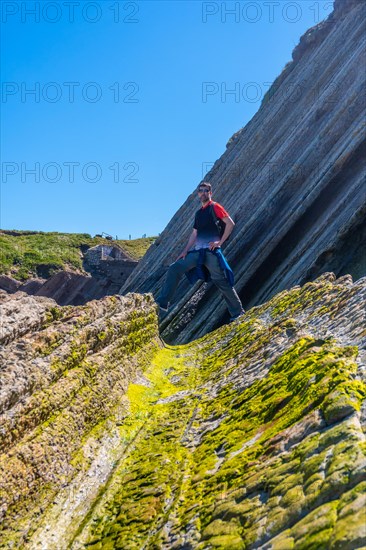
[0,230,157,281]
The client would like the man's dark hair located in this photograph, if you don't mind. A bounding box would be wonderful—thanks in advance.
[198,181,212,192]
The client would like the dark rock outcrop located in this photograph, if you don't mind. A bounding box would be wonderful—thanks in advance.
[82,244,138,289]
[0,275,21,293]
[18,277,45,294]
[120,0,366,344]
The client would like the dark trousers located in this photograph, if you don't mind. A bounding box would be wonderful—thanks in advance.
[158,250,243,316]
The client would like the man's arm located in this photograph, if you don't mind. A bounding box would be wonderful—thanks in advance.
[220,216,235,245]
[209,216,235,250]
[177,228,197,260]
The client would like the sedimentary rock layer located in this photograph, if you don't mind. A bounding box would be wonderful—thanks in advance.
[63,274,366,549]
[120,0,366,344]
[0,291,160,547]
[2,273,365,548]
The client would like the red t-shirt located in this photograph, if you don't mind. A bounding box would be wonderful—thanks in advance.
[201,200,229,219]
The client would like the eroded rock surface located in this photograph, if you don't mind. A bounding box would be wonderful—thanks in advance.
[1,273,365,548]
[0,291,160,548]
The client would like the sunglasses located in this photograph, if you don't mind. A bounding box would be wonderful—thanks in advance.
[198,188,210,193]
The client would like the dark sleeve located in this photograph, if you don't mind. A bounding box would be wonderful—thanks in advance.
[193,212,198,229]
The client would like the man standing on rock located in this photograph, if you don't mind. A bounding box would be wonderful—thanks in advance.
[157,182,245,322]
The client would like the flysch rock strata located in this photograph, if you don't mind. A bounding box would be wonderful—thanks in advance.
[0,290,160,548]
[1,272,365,548]
[119,0,366,345]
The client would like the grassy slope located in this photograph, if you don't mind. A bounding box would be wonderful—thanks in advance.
[0,230,156,280]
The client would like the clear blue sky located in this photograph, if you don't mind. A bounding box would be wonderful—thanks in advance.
[1,0,333,239]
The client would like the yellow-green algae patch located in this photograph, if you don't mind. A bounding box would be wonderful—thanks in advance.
[71,330,365,550]
[71,345,199,549]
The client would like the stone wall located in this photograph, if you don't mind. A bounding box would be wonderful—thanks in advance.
[83,245,138,286]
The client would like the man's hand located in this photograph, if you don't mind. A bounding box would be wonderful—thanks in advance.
[176,250,188,261]
[209,241,221,250]
[176,229,197,261]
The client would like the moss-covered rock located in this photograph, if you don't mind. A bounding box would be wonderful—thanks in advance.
[0,292,160,548]
[1,273,365,549]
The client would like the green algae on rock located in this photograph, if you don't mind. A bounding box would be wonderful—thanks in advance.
[1,273,365,549]
[73,274,365,549]
[0,292,161,548]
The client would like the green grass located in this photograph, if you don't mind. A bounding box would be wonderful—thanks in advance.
[0,230,157,281]
[115,236,157,260]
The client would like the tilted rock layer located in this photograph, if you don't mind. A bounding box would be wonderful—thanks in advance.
[1,272,365,548]
[120,0,366,344]
[0,291,160,548]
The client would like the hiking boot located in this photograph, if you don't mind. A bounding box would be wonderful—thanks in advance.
[229,310,245,322]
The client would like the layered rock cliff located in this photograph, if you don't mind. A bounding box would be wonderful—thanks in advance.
[120,0,366,344]
[0,240,138,307]
[1,272,365,548]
